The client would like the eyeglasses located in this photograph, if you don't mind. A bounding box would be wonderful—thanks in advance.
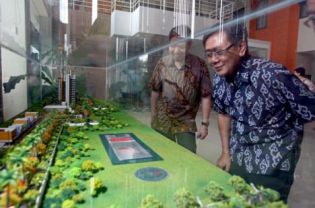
[205,43,234,58]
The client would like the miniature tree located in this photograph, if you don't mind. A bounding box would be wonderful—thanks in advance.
[83,144,91,151]
[30,172,46,188]
[0,186,22,208]
[55,159,67,168]
[0,169,17,208]
[24,157,39,175]
[228,194,248,208]
[247,184,281,207]
[60,179,78,191]
[75,131,88,139]
[42,131,52,144]
[140,194,164,208]
[68,167,81,178]
[81,160,98,173]
[7,148,28,181]
[90,177,105,197]
[174,188,200,208]
[23,189,39,203]
[228,175,251,195]
[35,143,47,156]
[72,194,85,204]
[204,181,228,202]
[62,199,75,208]
[260,188,280,202]
[94,162,104,170]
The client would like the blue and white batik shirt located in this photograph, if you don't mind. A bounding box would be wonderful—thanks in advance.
[213,57,315,175]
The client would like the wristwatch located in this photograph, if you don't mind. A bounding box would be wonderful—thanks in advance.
[201,121,209,127]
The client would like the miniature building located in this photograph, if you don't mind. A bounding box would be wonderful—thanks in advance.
[0,126,17,142]
[13,118,30,129]
[25,116,35,125]
[57,74,76,106]
[25,112,38,124]
[58,77,66,102]
[10,124,23,137]
[65,74,76,106]
[25,111,38,118]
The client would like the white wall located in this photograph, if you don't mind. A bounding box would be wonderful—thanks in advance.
[0,0,26,54]
[1,48,28,121]
[297,18,315,82]
[297,18,315,52]
[137,7,175,36]
[111,10,133,36]
[296,52,315,82]
[248,38,271,59]
[0,0,28,121]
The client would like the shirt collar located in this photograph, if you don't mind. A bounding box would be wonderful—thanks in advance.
[233,56,251,86]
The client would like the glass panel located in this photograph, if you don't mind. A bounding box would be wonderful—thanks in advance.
[1,0,314,120]
[1,1,315,207]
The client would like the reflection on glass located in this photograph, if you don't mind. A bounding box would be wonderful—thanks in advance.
[0,0,314,118]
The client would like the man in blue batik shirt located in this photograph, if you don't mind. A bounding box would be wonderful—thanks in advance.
[203,23,315,202]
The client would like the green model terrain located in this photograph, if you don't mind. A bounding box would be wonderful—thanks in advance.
[45,105,285,208]
[1,100,285,207]
[76,111,232,207]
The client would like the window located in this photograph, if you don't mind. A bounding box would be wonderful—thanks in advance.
[256,0,268,30]
[233,8,245,18]
[299,1,308,18]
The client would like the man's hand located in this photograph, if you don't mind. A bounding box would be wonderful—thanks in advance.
[216,152,231,171]
[196,125,208,140]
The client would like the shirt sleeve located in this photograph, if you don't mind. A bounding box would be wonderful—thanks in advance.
[149,60,163,92]
[200,60,213,98]
[212,75,227,114]
[273,69,315,123]
[213,99,227,114]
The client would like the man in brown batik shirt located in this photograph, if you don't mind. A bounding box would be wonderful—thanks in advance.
[149,25,212,153]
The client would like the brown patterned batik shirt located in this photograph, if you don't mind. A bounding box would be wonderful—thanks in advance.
[149,53,212,134]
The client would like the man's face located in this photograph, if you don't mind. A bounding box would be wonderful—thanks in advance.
[169,37,188,62]
[204,32,246,77]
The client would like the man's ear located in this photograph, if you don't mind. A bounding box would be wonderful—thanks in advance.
[238,40,247,57]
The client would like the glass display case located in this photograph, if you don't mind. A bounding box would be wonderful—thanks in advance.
[1,0,315,207]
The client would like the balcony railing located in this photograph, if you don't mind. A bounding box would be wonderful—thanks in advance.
[111,0,245,20]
